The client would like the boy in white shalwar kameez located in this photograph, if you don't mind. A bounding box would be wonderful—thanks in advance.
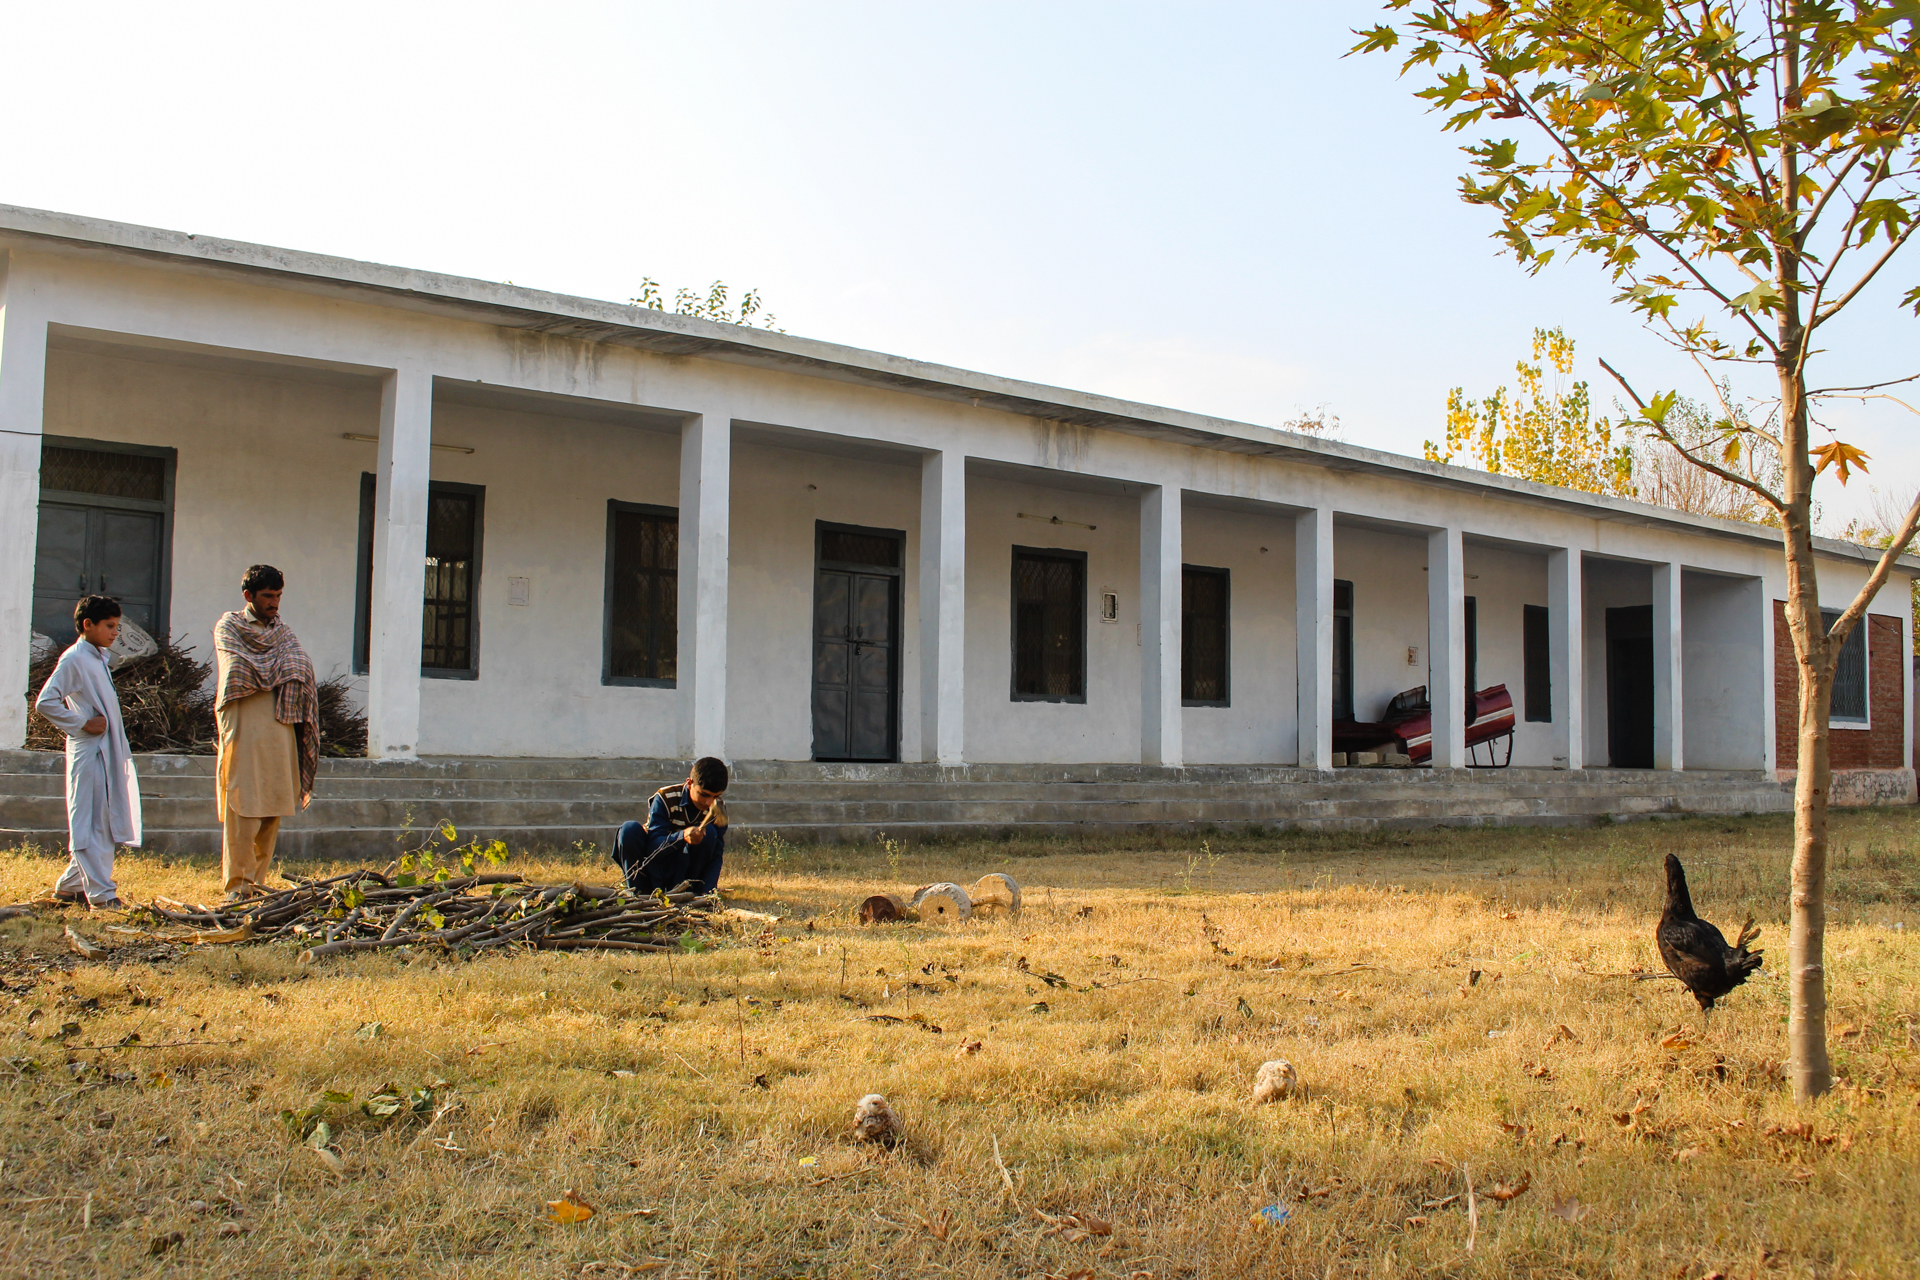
[33,595,141,908]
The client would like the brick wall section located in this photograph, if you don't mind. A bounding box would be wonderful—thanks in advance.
[1773,603,1906,769]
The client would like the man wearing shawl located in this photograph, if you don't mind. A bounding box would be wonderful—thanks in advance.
[213,564,319,898]
[33,595,141,908]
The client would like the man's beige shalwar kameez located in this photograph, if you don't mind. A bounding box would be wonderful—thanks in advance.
[216,687,300,892]
[212,605,319,895]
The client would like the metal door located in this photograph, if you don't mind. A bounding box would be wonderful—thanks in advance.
[31,502,165,641]
[811,567,899,761]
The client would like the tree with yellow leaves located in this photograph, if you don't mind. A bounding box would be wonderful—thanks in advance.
[1425,327,1636,497]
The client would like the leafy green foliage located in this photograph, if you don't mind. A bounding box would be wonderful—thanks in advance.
[630,278,781,330]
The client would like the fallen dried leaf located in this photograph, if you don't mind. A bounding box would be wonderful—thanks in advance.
[1484,1173,1530,1202]
[547,1189,596,1224]
[313,1146,347,1176]
[1498,911,1518,921]
[1660,1031,1693,1050]
[149,1231,184,1256]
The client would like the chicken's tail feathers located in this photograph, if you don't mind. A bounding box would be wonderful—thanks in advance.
[1727,948,1764,981]
[1733,915,1762,951]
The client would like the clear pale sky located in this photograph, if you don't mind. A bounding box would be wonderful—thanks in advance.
[6,2,1912,528]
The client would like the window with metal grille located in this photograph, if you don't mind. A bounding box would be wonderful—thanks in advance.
[1011,547,1085,701]
[1332,579,1354,720]
[422,487,481,672]
[1181,565,1229,705]
[1823,608,1869,723]
[40,445,167,502]
[819,527,900,569]
[1523,604,1552,722]
[353,477,484,676]
[605,503,678,684]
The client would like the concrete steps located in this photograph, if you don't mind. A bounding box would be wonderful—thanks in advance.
[0,748,1794,860]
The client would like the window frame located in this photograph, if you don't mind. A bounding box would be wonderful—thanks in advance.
[1009,545,1088,704]
[602,500,680,688]
[353,475,485,679]
[1822,607,1871,727]
[419,481,485,680]
[1522,604,1552,722]
[1180,563,1230,708]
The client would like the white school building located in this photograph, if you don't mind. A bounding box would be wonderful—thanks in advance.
[2,205,1914,849]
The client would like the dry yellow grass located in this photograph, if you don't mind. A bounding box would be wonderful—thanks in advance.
[2,810,1917,1279]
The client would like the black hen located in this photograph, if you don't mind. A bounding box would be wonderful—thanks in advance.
[1657,854,1763,1013]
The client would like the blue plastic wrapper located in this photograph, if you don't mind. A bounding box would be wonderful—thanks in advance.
[1251,1203,1291,1228]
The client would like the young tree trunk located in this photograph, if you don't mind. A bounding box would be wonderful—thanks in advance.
[1777,316,1834,1103]
[1787,641,1835,1102]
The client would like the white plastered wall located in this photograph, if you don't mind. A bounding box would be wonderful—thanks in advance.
[1179,503,1297,765]
[1683,571,1767,769]
[722,438,924,762]
[963,474,1142,764]
[1334,526,1430,724]
[1461,542,1554,765]
[42,345,376,683]
[411,399,682,758]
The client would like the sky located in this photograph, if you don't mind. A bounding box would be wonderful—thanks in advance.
[4,1,1913,530]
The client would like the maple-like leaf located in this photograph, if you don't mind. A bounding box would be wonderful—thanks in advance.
[1810,440,1871,485]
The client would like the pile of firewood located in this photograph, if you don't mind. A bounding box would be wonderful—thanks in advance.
[132,871,725,962]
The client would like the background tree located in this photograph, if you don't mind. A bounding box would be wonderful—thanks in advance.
[1357,1,1920,1101]
[1424,325,1638,494]
[630,278,781,330]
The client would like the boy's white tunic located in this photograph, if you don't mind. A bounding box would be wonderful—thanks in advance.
[34,639,142,896]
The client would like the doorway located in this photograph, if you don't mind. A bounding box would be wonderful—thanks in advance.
[32,439,174,644]
[1606,604,1655,767]
[811,522,903,762]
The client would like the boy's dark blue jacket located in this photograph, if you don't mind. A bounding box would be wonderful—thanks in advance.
[613,782,724,895]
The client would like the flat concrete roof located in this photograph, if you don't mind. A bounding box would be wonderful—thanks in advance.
[1,202,1910,571]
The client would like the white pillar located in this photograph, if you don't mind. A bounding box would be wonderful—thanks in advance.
[1295,507,1334,770]
[1427,527,1466,769]
[365,367,433,759]
[1653,561,1684,770]
[1140,485,1183,767]
[918,451,965,765]
[0,260,48,750]
[1547,547,1584,769]
[678,409,731,761]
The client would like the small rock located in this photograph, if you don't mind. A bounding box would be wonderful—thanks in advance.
[218,1222,246,1238]
[186,1200,209,1214]
[1252,1059,1299,1104]
[852,1093,898,1144]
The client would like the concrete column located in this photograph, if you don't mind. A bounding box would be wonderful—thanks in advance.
[365,367,433,759]
[677,409,731,761]
[918,451,965,764]
[1427,527,1466,769]
[1653,561,1684,770]
[1547,548,1584,769]
[0,261,48,750]
[1294,507,1334,770]
[1140,485,1183,767]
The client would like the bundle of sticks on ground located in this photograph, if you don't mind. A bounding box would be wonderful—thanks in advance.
[131,872,722,962]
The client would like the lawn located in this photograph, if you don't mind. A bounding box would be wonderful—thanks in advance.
[1,810,1916,1279]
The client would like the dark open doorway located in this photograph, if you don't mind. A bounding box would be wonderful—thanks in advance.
[1606,604,1655,767]
[811,522,903,762]
[32,438,174,644]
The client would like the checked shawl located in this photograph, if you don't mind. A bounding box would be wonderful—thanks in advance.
[213,610,319,807]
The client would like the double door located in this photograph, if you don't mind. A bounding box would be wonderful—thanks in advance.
[810,524,902,762]
[33,502,166,643]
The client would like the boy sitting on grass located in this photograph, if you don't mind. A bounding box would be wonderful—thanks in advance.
[33,595,142,909]
[612,757,728,896]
